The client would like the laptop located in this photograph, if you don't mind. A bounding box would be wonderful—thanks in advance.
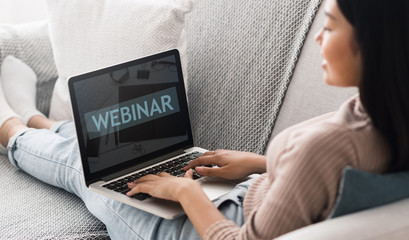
[68,49,236,219]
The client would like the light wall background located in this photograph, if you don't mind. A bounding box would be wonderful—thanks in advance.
[0,0,47,24]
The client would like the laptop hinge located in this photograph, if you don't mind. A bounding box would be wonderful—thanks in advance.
[101,149,186,182]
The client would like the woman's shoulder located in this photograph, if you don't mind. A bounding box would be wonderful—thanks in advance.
[268,95,388,168]
[275,111,358,153]
[267,108,365,170]
[267,119,358,171]
[276,95,372,146]
[268,110,387,174]
[287,119,357,157]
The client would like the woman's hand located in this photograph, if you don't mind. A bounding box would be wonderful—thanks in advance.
[127,169,229,238]
[183,149,266,180]
[126,169,199,202]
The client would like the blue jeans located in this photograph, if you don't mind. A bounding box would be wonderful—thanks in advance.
[7,121,251,240]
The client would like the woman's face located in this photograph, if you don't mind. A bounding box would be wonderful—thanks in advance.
[315,0,361,87]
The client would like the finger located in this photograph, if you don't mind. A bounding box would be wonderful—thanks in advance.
[201,151,216,157]
[126,182,153,196]
[158,172,171,177]
[127,181,142,188]
[126,184,143,196]
[184,169,194,179]
[133,174,159,184]
[195,166,220,177]
[182,155,218,170]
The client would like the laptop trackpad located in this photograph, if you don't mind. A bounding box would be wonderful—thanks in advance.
[198,177,236,200]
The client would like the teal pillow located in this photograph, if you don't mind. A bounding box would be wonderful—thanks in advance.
[329,166,409,218]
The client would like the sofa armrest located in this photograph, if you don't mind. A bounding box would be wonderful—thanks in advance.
[276,198,409,240]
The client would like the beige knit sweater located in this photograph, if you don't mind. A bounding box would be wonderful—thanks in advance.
[204,95,390,239]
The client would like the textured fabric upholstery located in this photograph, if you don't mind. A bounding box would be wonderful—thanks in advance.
[0,22,109,239]
[0,156,109,239]
[185,0,322,154]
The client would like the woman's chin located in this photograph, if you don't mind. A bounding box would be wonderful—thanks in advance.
[323,73,334,86]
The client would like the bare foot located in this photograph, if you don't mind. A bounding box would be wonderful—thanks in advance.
[28,115,57,130]
[0,117,27,147]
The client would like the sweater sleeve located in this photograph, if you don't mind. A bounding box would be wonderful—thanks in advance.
[204,124,358,240]
[204,220,240,239]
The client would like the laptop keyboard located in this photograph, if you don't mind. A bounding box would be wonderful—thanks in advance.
[102,151,203,201]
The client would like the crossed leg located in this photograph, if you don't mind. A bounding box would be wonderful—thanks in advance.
[0,56,55,147]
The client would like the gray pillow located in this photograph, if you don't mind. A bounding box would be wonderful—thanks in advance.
[329,166,409,218]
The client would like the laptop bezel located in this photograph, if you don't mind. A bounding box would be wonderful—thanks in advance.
[68,49,194,186]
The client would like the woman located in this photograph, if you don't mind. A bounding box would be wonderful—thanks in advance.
[0,0,408,239]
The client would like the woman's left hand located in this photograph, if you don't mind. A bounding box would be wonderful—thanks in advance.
[126,169,198,202]
[129,170,227,238]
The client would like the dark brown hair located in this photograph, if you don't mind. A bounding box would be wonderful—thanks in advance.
[337,0,409,172]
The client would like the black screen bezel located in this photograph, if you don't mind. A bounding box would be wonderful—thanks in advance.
[68,49,194,186]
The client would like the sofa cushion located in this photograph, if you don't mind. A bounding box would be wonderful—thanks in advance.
[0,21,57,116]
[329,167,409,218]
[277,197,409,240]
[46,0,193,121]
[0,155,110,239]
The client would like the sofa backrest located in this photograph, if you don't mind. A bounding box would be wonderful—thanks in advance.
[185,0,323,154]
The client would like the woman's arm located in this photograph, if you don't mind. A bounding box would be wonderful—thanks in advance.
[183,149,267,180]
[177,177,227,237]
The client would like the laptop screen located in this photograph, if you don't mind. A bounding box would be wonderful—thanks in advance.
[69,50,193,183]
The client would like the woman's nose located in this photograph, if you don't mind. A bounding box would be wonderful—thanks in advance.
[315,28,323,45]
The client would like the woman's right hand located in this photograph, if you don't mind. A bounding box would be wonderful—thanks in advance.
[182,149,266,180]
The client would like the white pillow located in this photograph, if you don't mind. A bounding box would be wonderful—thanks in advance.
[46,0,193,121]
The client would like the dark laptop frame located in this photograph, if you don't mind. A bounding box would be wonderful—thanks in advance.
[68,49,194,186]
